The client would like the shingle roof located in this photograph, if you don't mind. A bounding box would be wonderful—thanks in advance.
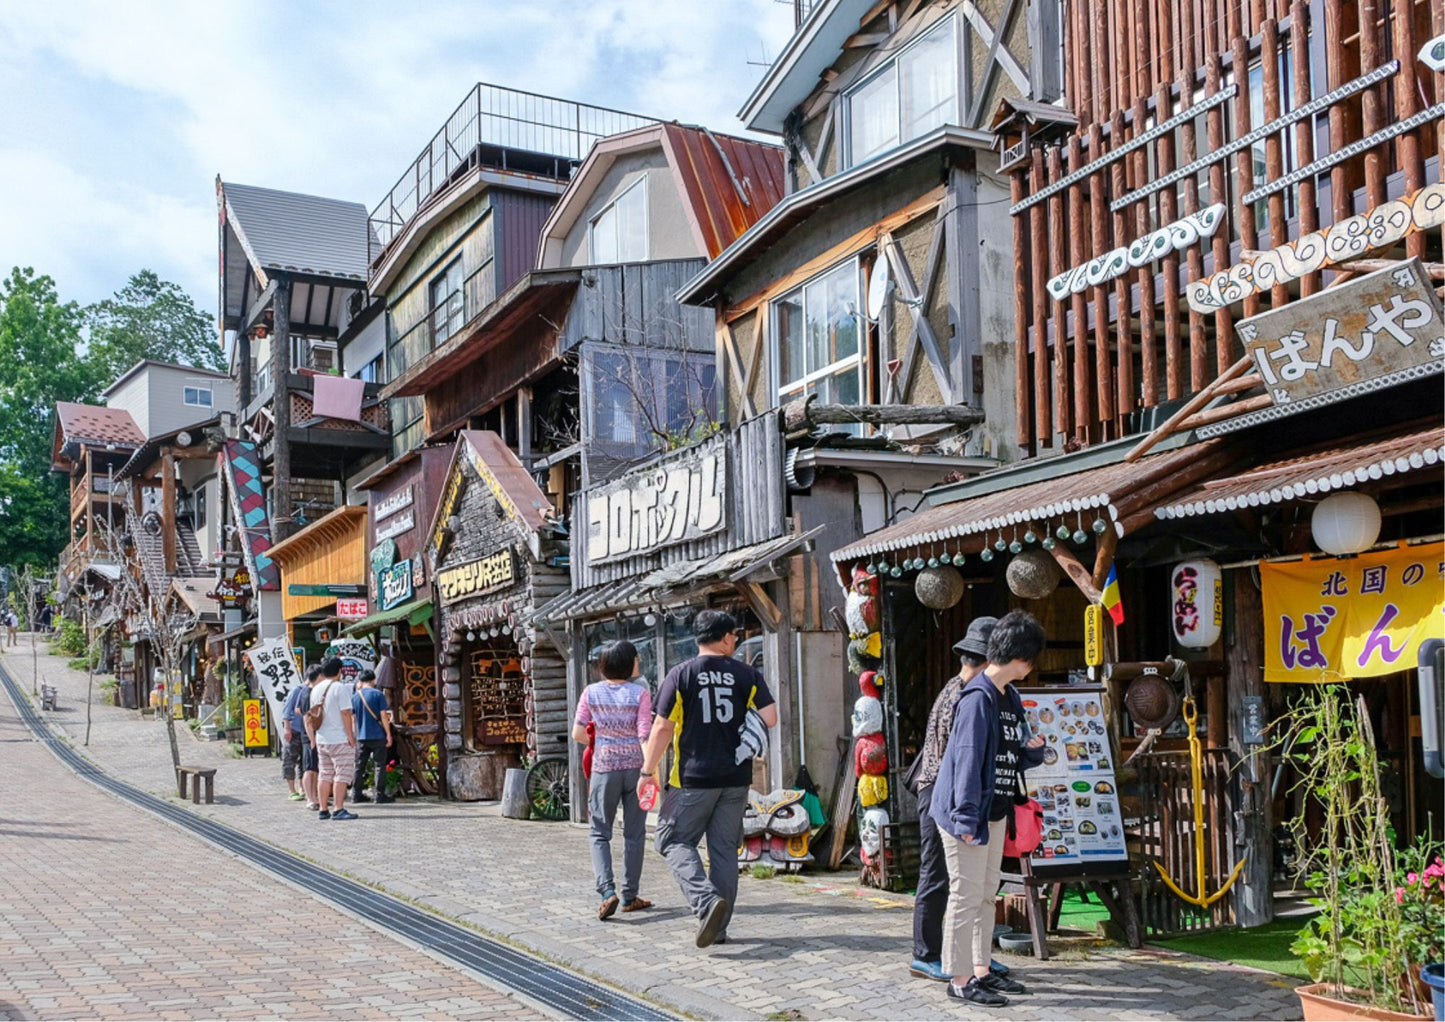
[222,182,371,282]
[55,402,145,449]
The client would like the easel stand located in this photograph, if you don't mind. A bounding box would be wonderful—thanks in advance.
[1000,858,1142,960]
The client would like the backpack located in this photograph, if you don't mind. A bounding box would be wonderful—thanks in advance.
[304,682,330,731]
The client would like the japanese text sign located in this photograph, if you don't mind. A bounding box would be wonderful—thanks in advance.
[1261,542,1444,682]
[585,438,726,564]
[1236,258,1444,409]
[336,598,369,620]
[377,559,414,612]
[437,550,516,605]
[242,698,269,748]
[246,637,302,726]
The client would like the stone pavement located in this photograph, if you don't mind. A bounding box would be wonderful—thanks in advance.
[5,635,1305,1020]
[0,647,534,1021]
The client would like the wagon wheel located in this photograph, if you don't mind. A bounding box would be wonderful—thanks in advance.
[526,757,570,821]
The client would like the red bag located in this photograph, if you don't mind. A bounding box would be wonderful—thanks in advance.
[582,722,596,779]
[1003,798,1044,857]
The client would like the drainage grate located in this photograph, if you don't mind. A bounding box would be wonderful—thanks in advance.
[0,664,672,1022]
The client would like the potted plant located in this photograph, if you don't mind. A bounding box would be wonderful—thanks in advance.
[1276,686,1441,1020]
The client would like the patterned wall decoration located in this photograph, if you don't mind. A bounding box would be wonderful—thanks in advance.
[1047,204,1226,300]
[221,440,279,591]
[399,662,436,727]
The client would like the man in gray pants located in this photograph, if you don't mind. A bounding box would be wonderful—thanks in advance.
[638,610,777,948]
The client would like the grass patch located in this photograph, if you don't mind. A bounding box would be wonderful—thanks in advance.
[748,864,777,880]
[777,873,804,884]
[1154,915,1314,980]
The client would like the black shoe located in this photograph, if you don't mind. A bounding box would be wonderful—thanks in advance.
[318,810,331,820]
[375,794,396,804]
[947,977,1009,1007]
[353,793,373,804]
[980,972,1028,995]
[989,959,1010,977]
[696,898,729,948]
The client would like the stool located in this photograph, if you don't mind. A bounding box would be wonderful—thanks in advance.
[176,765,217,804]
[40,685,57,711]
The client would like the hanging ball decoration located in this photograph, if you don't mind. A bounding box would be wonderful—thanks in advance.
[1057,524,1072,540]
[980,547,995,562]
[1024,529,1037,545]
[1311,491,1382,556]
[994,536,1008,552]
[1009,540,1024,555]
[927,557,940,569]
[1073,528,1089,545]
[914,565,965,610]
[1042,536,1057,550]
[876,560,889,574]
[938,551,952,565]
[865,562,876,574]
[890,565,903,577]
[1092,518,1108,534]
[1006,549,1062,600]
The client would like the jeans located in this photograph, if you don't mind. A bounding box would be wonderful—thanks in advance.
[655,784,749,934]
[588,767,646,902]
[912,783,950,962]
[353,737,388,795]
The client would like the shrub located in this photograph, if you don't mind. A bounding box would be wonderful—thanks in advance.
[52,618,86,657]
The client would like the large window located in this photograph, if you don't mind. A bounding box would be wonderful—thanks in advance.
[846,17,958,166]
[772,260,863,412]
[589,177,648,264]
[428,258,465,346]
[583,344,718,479]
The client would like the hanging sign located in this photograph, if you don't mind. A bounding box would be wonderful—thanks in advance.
[1083,604,1104,667]
[209,568,252,607]
[375,510,416,542]
[370,538,398,573]
[246,637,303,726]
[437,550,516,605]
[1171,559,1223,649]
[324,639,376,684]
[586,438,726,564]
[242,698,269,748]
[377,559,414,612]
[1261,542,1444,683]
[336,598,369,620]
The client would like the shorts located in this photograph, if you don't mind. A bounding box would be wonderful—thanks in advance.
[316,741,352,785]
[302,740,318,774]
[281,732,304,779]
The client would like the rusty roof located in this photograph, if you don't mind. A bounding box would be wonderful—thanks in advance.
[660,124,786,259]
[460,430,556,535]
[1156,424,1445,520]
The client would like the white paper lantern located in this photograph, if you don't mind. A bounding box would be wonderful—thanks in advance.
[1170,558,1222,649]
[1311,491,1381,555]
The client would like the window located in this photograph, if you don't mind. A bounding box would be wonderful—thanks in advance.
[194,483,207,531]
[589,177,648,264]
[429,258,465,346]
[846,17,957,166]
[583,345,718,478]
[357,355,383,384]
[184,384,213,408]
[772,260,863,414]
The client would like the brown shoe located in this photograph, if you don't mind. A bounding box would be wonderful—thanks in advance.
[597,895,620,921]
[620,897,652,912]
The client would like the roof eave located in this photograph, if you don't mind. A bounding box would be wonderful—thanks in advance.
[738,0,876,134]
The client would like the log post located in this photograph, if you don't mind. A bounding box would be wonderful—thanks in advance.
[161,451,177,575]
[270,279,293,541]
[1226,568,1272,927]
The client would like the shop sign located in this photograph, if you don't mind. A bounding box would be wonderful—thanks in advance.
[336,598,369,620]
[209,567,252,607]
[370,538,397,572]
[1241,696,1266,745]
[1083,604,1104,667]
[242,698,269,748]
[246,637,302,726]
[438,550,516,605]
[374,485,414,522]
[586,439,726,564]
[1236,259,1444,410]
[1261,541,1444,682]
[377,559,414,612]
[375,509,415,542]
[430,463,468,558]
[324,639,376,684]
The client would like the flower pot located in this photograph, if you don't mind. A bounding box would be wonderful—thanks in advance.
[1420,964,1444,1022]
[1296,984,1432,1021]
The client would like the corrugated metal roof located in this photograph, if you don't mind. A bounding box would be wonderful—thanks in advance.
[55,402,145,449]
[661,124,786,259]
[460,430,557,534]
[222,182,371,282]
[1156,425,1445,519]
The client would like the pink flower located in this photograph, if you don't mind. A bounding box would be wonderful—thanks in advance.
[1408,871,1419,884]
[1396,887,1406,904]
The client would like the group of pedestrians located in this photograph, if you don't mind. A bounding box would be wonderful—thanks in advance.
[279,657,394,821]
[575,603,1047,1010]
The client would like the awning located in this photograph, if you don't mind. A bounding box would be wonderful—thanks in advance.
[170,578,221,620]
[341,597,434,636]
[1156,424,1444,520]
[215,620,258,642]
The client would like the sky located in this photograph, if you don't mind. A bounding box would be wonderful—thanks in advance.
[0,1,798,312]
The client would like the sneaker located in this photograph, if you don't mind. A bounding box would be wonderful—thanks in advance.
[909,959,951,982]
[989,959,1010,977]
[980,972,1028,995]
[331,809,358,820]
[318,810,331,820]
[353,793,372,804]
[947,976,1008,1007]
[696,897,729,948]
[288,792,304,801]
[307,803,321,811]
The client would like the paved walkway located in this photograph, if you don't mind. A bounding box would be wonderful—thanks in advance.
[0,644,533,1020]
[5,635,1305,1020]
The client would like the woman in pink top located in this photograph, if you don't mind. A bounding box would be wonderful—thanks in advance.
[573,639,654,920]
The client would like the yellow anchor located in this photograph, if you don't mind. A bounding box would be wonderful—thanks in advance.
[1152,694,1247,908]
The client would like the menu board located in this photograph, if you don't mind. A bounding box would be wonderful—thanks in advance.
[1018,687,1129,870]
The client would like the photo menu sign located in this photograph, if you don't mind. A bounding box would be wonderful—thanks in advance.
[1018,687,1128,868]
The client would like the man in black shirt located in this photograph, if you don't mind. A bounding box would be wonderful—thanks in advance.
[638,610,778,948]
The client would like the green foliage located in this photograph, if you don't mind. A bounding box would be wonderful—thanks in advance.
[52,616,86,657]
[748,864,777,880]
[223,682,247,728]
[85,269,222,380]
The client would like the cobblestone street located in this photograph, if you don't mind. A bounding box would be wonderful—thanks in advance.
[0,635,1305,1020]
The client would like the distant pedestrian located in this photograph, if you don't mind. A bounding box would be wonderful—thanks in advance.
[5,609,18,646]
[281,665,322,804]
[351,670,393,804]
[574,640,653,921]
[305,658,356,821]
[932,610,1048,1007]
[907,615,998,983]
[638,610,776,948]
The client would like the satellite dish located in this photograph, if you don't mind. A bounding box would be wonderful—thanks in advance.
[866,258,892,321]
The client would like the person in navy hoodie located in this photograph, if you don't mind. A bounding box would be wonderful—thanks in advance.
[931,610,1048,1007]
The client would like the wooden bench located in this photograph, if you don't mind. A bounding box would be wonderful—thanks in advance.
[40,685,58,711]
[176,765,217,804]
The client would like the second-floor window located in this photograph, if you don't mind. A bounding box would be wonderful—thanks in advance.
[429,258,465,346]
[184,384,213,408]
[846,16,958,166]
[772,259,862,411]
[589,177,648,264]
[356,354,383,384]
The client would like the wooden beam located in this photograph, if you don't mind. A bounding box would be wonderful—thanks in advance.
[739,581,783,632]
[1126,355,1252,461]
[161,451,177,575]
[719,319,757,419]
[1091,522,1121,590]
[881,231,955,401]
[1049,543,1103,603]
[781,397,984,431]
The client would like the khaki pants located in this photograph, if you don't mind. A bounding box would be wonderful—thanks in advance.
[939,817,1007,978]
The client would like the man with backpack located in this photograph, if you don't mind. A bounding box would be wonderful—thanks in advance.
[280,664,321,804]
[351,670,393,804]
[304,657,357,821]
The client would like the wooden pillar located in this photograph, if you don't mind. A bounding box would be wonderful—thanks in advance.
[161,451,177,575]
[1390,0,1424,260]
[947,159,982,406]
[1011,170,1035,450]
[517,386,533,468]
[270,279,293,541]
[1226,568,1273,927]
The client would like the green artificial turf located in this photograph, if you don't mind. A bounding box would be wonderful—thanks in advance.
[1155,916,1315,980]
[1056,889,1113,930]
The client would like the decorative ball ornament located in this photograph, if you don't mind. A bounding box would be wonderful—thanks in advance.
[1073,529,1088,545]
[1093,518,1108,534]
[1009,540,1024,554]
[1042,536,1057,550]
[915,565,965,610]
[994,536,1008,552]
[939,552,952,565]
[1024,530,1037,545]
[1057,524,1072,540]
[865,562,876,574]
[927,557,939,569]
[1311,491,1382,555]
[876,559,889,574]
[980,547,995,562]
[890,565,903,577]
[1006,549,1062,600]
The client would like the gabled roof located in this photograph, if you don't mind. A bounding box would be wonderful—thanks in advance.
[219,180,371,283]
[738,0,876,134]
[427,431,557,562]
[538,123,785,264]
[115,417,221,481]
[52,402,145,470]
[101,359,229,399]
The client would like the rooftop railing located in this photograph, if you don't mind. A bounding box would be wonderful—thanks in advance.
[369,83,656,255]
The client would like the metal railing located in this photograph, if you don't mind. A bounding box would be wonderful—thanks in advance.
[369,83,656,254]
[386,262,497,382]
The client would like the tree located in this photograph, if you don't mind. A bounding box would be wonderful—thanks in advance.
[86,269,223,380]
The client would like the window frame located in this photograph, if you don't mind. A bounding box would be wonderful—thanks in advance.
[844,14,960,168]
[428,257,465,347]
[588,175,649,264]
[183,383,214,408]
[769,257,865,413]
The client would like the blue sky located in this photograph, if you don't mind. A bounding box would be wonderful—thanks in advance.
[0,1,796,312]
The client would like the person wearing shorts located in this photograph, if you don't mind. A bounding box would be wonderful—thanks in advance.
[306,658,357,821]
[281,665,321,803]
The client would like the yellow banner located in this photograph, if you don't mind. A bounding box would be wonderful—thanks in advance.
[242,698,270,748]
[1261,542,1443,682]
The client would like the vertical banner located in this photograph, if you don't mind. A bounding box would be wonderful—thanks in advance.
[1261,542,1444,682]
[242,698,269,748]
[246,637,303,726]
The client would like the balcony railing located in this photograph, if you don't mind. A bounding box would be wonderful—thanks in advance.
[369,83,656,255]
